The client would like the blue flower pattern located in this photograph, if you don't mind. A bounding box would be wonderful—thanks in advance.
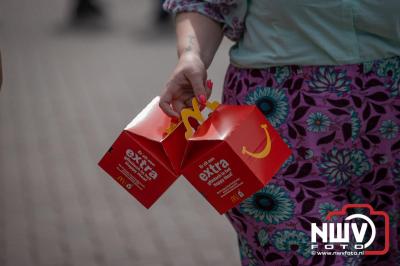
[245,87,289,127]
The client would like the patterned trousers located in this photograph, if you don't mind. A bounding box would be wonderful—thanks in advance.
[222,57,400,266]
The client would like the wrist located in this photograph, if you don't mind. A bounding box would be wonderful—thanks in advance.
[179,50,200,59]
[179,51,212,70]
[179,51,205,65]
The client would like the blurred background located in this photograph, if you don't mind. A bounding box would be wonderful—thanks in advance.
[0,0,240,265]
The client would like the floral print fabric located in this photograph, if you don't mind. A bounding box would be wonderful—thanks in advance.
[163,0,247,41]
[223,57,400,266]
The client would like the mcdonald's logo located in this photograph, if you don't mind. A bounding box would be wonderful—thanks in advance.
[181,98,220,139]
[230,194,240,203]
[116,176,128,187]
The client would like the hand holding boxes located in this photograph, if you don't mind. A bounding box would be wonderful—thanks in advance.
[99,82,291,213]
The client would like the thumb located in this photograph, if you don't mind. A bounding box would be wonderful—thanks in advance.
[187,69,207,105]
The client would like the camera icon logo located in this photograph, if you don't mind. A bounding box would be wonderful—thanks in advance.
[311,204,390,255]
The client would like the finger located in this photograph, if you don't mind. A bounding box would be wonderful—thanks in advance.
[172,100,187,115]
[178,91,195,106]
[206,79,213,98]
[159,92,180,118]
[184,97,193,108]
[186,70,207,105]
[184,96,206,111]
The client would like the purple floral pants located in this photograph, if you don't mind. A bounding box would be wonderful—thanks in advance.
[222,57,400,266]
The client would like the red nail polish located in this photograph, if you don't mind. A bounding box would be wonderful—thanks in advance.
[206,80,213,90]
[199,95,207,105]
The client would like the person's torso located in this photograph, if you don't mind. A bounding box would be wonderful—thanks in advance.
[230,0,400,67]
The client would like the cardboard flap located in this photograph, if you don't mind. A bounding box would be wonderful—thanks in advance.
[181,140,223,170]
[205,105,257,140]
[181,104,260,170]
[161,122,188,174]
[126,132,177,177]
[125,97,175,142]
[224,106,273,157]
[190,115,224,140]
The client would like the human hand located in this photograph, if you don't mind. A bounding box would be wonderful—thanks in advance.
[159,52,212,118]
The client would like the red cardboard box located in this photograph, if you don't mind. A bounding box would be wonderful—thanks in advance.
[181,104,291,214]
[98,97,187,208]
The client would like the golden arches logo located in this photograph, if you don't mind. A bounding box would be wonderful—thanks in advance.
[241,124,272,159]
[181,98,220,139]
[230,194,240,203]
[116,176,128,186]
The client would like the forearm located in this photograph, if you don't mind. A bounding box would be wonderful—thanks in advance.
[176,12,223,69]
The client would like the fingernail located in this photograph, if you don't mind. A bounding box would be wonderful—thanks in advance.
[206,80,213,90]
[198,94,207,105]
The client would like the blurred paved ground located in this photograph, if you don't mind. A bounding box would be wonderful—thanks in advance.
[0,0,240,265]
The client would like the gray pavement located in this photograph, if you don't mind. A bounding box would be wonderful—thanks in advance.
[0,0,240,265]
